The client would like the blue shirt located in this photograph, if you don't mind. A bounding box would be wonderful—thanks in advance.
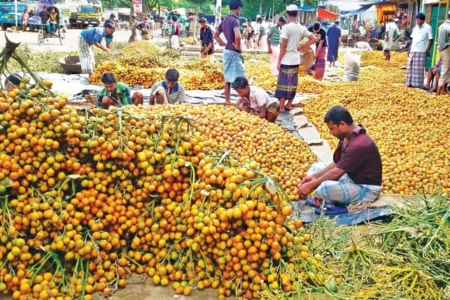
[80,27,106,45]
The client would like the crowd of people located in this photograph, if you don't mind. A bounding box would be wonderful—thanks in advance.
[72,1,413,214]
[405,11,450,95]
[19,6,58,37]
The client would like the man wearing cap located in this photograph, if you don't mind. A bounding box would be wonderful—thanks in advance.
[78,25,114,77]
[275,4,315,112]
[406,13,433,88]
[436,11,450,96]
[199,17,214,62]
[383,18,400,61]
[214,0,245,105]
[327,20,341,68]
[267,16,286,76]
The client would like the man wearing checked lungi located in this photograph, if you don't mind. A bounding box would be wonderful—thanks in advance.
[78,24,115,78]
[299,106,382,212]
[275,4,315,113]
[406,13,433,89]
[214,0,245,105]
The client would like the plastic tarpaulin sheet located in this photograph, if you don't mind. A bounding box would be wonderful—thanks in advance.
[298,6,316,12]
[343,4,373,16]
[317,8,339,20]
[292,202,392,226]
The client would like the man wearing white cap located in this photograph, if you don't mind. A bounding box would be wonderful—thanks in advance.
[275,4,315,113]
[436,11,450,96]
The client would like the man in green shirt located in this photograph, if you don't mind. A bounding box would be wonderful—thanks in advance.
[267,16,286,76]
[97,73,143,108]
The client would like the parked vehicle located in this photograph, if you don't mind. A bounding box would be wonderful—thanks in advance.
[56,5,70,28]
[0,2,32,30]
[68,11,77,28]
[74,4,103,28]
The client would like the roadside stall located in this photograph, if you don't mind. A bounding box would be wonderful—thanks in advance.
[343,1,397,48]
[317,7,340,29]
[297,6,316,26]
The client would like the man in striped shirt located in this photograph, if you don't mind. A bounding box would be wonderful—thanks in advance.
[148,69,186,105]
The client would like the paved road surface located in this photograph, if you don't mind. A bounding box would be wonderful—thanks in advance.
[0,28,169,52]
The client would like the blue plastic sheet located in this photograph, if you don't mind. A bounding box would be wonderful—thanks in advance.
[315,206,392,226]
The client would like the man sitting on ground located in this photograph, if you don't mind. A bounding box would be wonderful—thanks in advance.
[425,59,445,92]
[232,77,280,123]
[97,73,143,108]
[298,106,382,209]
[148,69,186,105]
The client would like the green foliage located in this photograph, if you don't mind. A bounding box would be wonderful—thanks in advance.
[6,45,74,73]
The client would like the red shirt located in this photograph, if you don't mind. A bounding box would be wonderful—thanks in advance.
[333,126,382,186]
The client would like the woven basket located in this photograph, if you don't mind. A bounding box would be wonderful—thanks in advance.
[59,56,82,74]
[84,94,97,104]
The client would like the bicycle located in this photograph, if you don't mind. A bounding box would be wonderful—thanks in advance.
[37,7,66,46]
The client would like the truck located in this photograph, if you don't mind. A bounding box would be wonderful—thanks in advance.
[73,4,103,28]
[0,2,34,30]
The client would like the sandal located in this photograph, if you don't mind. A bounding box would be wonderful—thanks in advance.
[314,203,348,215]
[306,196,322,208]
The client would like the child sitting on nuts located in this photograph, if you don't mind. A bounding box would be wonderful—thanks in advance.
[97,73,143,109]
[232,77,280,123]
[148,69,186,105]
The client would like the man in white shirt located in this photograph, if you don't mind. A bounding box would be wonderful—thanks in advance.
[383,18,400,61]
[274,4,315,113]
[406,13,433,88]
[436,11,450,95]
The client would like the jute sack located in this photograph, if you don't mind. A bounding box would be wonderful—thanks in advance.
[299,37,315,68]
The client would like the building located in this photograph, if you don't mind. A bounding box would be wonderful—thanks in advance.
[424,0,450,67]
